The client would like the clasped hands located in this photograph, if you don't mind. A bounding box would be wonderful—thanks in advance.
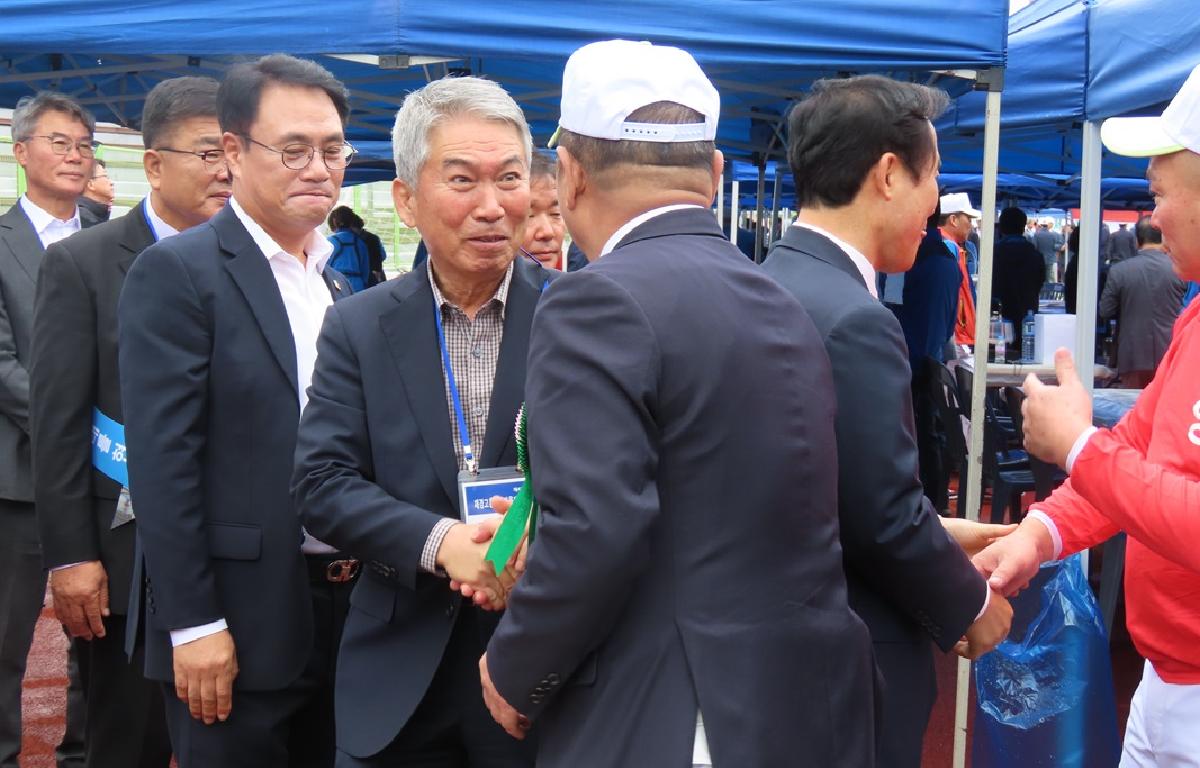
[439,497,529,611]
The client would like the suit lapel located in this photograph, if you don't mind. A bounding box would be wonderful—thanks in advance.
[117,200,156,275]
[774,225,869,291]
[379,265,459,506]
[216,207,299,396]
[0,205,46,282]
[479,263,538,468]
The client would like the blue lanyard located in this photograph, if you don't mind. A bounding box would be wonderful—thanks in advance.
[433,296,477,474]
[141,199,160,242]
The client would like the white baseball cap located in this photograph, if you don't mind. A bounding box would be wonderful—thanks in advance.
[940,192,981,218]
[1101,63,1200,157]
[549,39,719,147]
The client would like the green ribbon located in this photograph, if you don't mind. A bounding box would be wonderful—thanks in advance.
[486,404,538,575]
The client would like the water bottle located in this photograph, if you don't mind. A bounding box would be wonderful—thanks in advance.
[1021,311,1037,364]
[988,311,1005,363]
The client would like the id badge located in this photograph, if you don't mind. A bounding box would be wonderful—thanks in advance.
[457,466,524,524]
[110,487,135,530]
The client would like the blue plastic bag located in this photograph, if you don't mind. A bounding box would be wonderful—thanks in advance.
[972,554,1122,767]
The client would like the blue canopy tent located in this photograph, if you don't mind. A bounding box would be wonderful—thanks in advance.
[2,6,1012,763]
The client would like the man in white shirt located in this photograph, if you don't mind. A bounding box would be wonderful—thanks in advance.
[0,90,95,768]
[117,55,355,767]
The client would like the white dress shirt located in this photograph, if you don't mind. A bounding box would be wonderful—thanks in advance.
[144,195,181,241]
[19,195,80,248]
[171,199,337,648]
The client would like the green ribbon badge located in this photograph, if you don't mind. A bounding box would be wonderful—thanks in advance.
[485,403,538,575]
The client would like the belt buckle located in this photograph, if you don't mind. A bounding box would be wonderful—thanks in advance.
[325,559,360,583]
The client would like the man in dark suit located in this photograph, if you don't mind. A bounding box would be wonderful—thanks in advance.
[1099,217,1187,387]
[762,75,1014,767]
[292,75,550,768]
[31,76,230,768]
[77,158,114,227]
[477,40,878,768]
[992,206,1047,361]
[0,90,95,768]
[117,56,355,767]
[1108,221,1139,264]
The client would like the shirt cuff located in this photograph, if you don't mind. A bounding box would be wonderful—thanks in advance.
[170,620,229,647]
[50,560,95,571]
[420,518,459,575]
[974,585,991,622]
[1065,426,1099,474]
[1025,510,1064,560]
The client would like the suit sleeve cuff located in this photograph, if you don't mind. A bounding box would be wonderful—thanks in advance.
[420,518,459,576]
[170,620,229,647]
[974,584,991,622]
[1025,510,1063,560]
[1065,426,1099,474]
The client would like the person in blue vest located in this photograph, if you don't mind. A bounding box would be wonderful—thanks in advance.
[327,206,376,292]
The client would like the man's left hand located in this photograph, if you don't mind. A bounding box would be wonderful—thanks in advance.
[479,653,530,740]
[1021,348,1093,468]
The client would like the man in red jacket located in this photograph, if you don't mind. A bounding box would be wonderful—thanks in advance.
[974,62,1200,767]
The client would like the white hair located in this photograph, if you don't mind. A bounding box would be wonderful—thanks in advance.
[391,76,532,186]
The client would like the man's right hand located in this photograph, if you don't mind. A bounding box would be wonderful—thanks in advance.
[972,517,1056,597]
[173,629,238,724]
[49,560,109,640]
[954,589,1013,660]
[437,522,506,610]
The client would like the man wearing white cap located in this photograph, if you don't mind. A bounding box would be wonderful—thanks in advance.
[975,62,1200,767]
[940,191,982,345]
[479,39,878,767]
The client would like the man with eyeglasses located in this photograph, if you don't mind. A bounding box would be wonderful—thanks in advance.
[0,89,95,768]
[117,55,355,767]
[78,158,115,227]
[30,75,231,768]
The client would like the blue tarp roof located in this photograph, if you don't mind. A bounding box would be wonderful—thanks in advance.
[0,1,1008,68]
[1,0,1009,182]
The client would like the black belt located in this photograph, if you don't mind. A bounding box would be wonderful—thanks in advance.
[304,553,360,584]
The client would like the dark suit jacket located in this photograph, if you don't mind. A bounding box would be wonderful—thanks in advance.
[30,203,154,613]
[117,204,350,688]
[992,234,1046,358]
[486,209,877,768]
[762,226,987,658]
[1099,248,1187,374]
[0,205,45,502]
[292,257,557,758]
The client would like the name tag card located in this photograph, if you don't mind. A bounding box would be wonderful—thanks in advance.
[458,466,524,524]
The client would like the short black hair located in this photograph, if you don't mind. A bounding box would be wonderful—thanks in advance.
[999,206,1027,235]
[787,75,947,209]
[141,77,220,150]
[218,54,350,137]
[1135,216,1162,246]
[327,205,363,230]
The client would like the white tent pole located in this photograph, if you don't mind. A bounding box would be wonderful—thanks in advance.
[754,162,767,262]
[730,179,740,243]
[769,167,782,250]
[954,82,1003,768]
[1076,121,1102,398]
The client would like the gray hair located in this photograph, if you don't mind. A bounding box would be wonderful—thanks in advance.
[141,76,220,150]
[12,91,95,142]
[391,76,531,186]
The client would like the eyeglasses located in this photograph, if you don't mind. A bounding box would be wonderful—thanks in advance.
[241,135,356,170]
[24,134,97,158]
[155,147,227,167]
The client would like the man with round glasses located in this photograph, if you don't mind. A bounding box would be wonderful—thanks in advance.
[0,89,95,768]
[118,55,355,767]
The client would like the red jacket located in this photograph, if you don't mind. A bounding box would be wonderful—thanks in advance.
[1033,299,1200,683]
